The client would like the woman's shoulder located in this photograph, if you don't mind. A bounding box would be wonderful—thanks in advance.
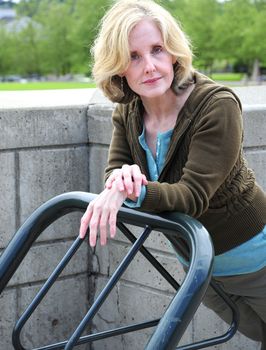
[188,71,242,115]
[112,97,143,123]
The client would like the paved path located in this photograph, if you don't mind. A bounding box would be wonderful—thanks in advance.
[0,88,96,109]
[0,85,266,110]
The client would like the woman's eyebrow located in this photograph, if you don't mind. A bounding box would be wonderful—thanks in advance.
[130,42,163,51]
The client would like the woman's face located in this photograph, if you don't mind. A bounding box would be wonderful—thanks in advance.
[122,19,176,101]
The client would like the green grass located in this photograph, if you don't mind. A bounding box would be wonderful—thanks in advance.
[0,81,96,91]
[0,73,244,91]
[210,73,244,82]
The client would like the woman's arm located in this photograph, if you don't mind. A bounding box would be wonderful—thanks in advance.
[79,104,147,245]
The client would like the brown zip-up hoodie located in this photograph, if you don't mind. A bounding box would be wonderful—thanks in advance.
[105,72,266,255]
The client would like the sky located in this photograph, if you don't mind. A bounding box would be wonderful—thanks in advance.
[2,0,20,3]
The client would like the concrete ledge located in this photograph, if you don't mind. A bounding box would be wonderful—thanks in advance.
[233,85,266,105]
[242,106,266,148]
[0,107,89,149]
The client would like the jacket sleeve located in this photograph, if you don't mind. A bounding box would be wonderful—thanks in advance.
[140,94,243,217]
[104,104,135,182]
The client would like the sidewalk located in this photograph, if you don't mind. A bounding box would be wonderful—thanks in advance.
[0,88,96,109]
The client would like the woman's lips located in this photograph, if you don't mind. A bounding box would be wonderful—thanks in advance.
[143,77,162,84]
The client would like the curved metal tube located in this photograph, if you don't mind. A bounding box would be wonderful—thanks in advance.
[0,191,215,350]
[0,192,96,294]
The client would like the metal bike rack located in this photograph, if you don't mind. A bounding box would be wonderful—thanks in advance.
[0,191,239,350]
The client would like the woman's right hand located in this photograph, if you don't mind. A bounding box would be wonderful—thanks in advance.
[79,184,127,247]
[105,164,148,199]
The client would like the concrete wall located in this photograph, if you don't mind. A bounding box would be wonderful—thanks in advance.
[0,97,93,350]
[0,86,265,350]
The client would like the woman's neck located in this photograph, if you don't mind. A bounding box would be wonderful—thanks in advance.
[142,84,195,131]
[142,89,178,121]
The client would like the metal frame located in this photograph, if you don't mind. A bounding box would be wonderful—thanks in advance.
[0,191,239,350]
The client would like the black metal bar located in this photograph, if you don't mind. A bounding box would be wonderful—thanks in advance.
[31,319,160,350]
[64,225,152,350]
[144,213,213,350]
[176,282,239,350]
[117,222,180,291]
[0,192,97,294]
[12,237,83,350]
[0,191,238,350]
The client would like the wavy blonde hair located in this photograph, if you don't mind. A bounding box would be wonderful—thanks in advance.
[91,0,194,103]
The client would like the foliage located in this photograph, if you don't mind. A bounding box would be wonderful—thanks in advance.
[212,0,266,70]
[0,24,15,75]
[0,0,265,78]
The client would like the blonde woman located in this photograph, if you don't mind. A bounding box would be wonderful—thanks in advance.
[79,0,266,347]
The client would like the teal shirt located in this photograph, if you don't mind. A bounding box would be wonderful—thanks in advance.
[124,127,266,276]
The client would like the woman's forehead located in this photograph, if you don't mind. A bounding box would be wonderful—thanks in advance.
[128,19,163,50]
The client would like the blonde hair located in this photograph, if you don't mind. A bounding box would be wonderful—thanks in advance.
[91,0,194,103]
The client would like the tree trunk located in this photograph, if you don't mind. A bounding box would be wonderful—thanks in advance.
[250,58,260,82]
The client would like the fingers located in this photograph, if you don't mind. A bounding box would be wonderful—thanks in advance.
[106,169,124,191]
[79,206,93,239]
[88,203,101,247]
[105,165,148,198]
[109,209,117,238]
[121,164,134,195]
[99,209,109,246]
[79,187,126,247]
[131,165,145,197]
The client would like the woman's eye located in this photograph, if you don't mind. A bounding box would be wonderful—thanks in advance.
[130,52,139,61]
[152,46,163,54]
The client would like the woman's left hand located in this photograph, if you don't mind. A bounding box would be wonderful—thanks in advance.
[79,184,127,246]
[105,164,148,198]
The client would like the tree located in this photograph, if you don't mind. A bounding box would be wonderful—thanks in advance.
[32,0,76,76]
[16,0,42,17]
[171,0,221,72]
[2,0,265,78]
[212,0,266,77]
[0,25,17,76]
[16,0,110,76]
[70,0,109,75]
[11,19,43,76]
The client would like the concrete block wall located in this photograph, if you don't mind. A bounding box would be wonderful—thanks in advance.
[87,87,266,350]
[0,86,265,350]
[0,102,92,350]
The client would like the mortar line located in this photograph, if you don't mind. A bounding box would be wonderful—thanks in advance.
[0,143,90,154]
[14,151,21,231]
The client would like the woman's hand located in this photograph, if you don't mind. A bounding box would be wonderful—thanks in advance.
[105,164,148,199]
[79,184,127,246]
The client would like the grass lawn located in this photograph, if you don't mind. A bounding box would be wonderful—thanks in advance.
[210,73,244,81]
[0,73,244,91]
[0,81,96,91]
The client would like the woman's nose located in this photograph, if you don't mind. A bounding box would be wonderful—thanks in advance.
[143,55,156,74]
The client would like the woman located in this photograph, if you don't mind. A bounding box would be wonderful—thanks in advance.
[80,0,266,347]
